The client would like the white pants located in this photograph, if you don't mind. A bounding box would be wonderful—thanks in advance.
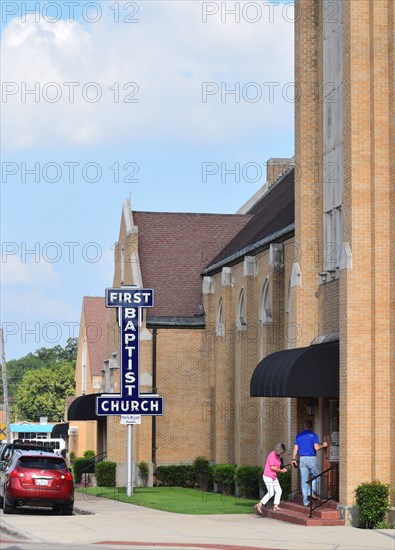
[260,475,282,506]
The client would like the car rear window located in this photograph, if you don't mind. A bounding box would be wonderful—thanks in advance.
[17,456,67,470]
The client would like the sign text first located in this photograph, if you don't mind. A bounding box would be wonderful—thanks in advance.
[105,288,154,307]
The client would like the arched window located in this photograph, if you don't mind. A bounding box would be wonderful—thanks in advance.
[285,276,291,316]
[120,245,125,284]
[81,338,87,395]
[285,276,293,347]
[236,289,246,330]
[216,298,224,337]
[260,280,272,323]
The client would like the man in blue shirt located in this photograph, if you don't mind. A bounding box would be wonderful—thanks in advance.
[291,420,328,506]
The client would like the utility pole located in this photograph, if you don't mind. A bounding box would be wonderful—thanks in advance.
[1,328,11,442]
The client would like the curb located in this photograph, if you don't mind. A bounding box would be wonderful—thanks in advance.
[73,506,95,515]
[0,519,33,541]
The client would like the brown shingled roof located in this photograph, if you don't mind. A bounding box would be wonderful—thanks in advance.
[83,297,109,376]
[132,212,251,318]
[205,167,294,272]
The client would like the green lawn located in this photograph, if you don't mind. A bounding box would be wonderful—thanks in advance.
[77,486,259,514]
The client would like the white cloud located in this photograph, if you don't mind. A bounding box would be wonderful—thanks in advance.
[2,289,78,319]
[0,254,60,285]
[1,287,80,358]
[1,1,294,150]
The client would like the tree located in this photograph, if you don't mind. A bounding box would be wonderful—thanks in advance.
[14,363,75,422]
[0,339,78,400]
[63,337,79,363]
[2,354,45,399]
[33,339,78,365]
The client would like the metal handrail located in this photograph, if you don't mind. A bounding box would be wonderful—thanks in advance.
[309,463,338,482]
[307,463,339,518]
[284,461,339,518]
[80,452,107,487]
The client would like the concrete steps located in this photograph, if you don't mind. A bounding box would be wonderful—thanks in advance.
[254,500,345,526]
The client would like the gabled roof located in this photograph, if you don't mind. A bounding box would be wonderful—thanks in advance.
[204,167,294,274]
[82,297,109,376]
[132,212,251,318]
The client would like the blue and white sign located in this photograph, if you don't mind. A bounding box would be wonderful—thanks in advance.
[97,394,163,415]
[105,288,154,308]
[97,287,163,417]
[121,415,142,425]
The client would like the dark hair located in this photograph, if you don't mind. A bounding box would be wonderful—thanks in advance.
[304,420,313,430]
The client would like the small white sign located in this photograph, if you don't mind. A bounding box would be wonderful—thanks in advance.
[120,415,141,425]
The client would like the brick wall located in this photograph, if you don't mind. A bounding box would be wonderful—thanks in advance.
[203,239,295,468]
[296,0,394,508]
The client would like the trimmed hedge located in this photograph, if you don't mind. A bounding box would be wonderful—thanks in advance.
[73,457,95,484]
[277,469,291,500]
[213,464,236,495]
[193,456,213,491]
[83,450,96,459]
[235,466,261,499]
[156,465,195,487]
[96,461,116,487]
[153,459,292,501]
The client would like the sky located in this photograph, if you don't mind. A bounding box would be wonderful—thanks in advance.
[0,0,294,360]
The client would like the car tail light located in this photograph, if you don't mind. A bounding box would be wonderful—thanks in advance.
[10,468,25,478]
[61,471,73,481]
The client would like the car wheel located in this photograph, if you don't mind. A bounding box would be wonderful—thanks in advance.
[62,504,73,516]
[0,495,4,509]
[3,498,14,514]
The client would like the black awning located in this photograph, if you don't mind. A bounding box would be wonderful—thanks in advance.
[250,341,339,398]
[67,393,103,421]
[51,423,69,438]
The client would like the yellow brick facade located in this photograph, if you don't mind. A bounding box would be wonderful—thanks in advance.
[202,242,297,468]
[69,304,100,458]
[99,205,297,474]
[70,0,394,523]
[295,0,394,510]
[103,208,213,469]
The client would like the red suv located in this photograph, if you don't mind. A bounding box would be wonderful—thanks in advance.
[0,450,74,515]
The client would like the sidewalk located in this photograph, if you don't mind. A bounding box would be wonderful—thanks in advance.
[0,490,393,550]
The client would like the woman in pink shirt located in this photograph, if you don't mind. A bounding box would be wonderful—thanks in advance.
[256,443,287,513]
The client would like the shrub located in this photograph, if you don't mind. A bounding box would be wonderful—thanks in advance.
[277,469,291,500]
[355,480,390,528]
[213,464,236,495]
[96,461,116,487]
[235,466,261,499]
[156,465,195,487]
[83,450,96,459]
[138,460,149,477]
[138,461,149,486]
[73,457,95,484]
[193,456,213,491]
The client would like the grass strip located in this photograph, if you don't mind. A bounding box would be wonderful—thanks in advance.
[77,486,258,515]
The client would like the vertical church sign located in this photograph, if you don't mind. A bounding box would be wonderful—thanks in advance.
[96,288,164,416]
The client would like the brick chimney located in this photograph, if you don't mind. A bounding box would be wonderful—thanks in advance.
[266,157,293,186]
